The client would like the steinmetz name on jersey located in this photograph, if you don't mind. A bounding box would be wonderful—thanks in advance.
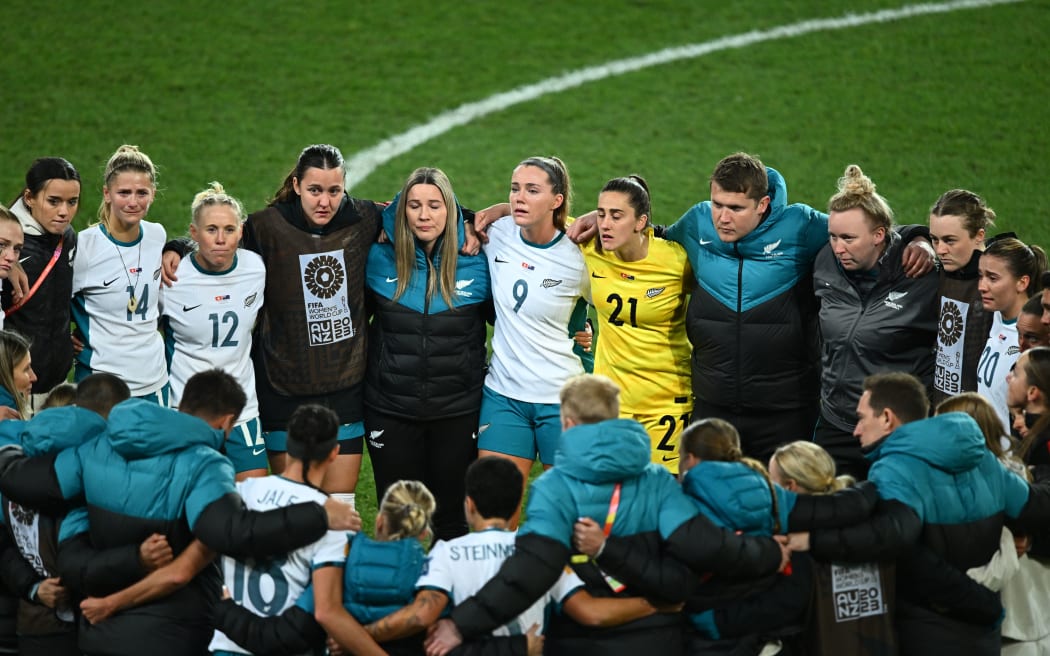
[160,252,265,422]
[208,476,347,655]
[484,218,590,404]
[583,236,692,414]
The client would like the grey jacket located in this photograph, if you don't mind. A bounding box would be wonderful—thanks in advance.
[814,228,939,432]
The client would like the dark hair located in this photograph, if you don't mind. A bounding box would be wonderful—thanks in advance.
[710,152,768,202]
[271,144,344,205]
[286,404,339,484]
[1043,271,1050,290]
[983,237,1047,298]
[74,373,130,419]
[1018,347,1050,462]
[863,372,930,424]
[597,175,653,257]
[465,456,523,521]
[930,189,995,237]
[517,156,572,231]
[179,369,247,420]
[20,157,80,203]
[680,418,781,533]
[1023,294,1045,318]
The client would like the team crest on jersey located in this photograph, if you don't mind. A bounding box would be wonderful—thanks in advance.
[541,279,562,288]
[646,287,665,298]
[244,293,258,308]
[521,262,535,271]
[763,239,783,256]
[620,273,635,281]
[153,267,162,280]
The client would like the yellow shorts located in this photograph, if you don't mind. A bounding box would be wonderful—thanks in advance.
[631,406,693,475]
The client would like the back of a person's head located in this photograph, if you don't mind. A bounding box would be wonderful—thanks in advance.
[286,404,339,468]
[465,456,523,521]
[379,480,436,541]
[935,392,1007,459]
[180,369,246,420]
[559,374,619,425]
[74,373,130,419]
[771,441,854,495]
[41,383,77,411]
[863,372,929,425]
[680,418,742,461]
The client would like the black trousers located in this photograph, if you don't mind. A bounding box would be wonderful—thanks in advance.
[19,631,79,656]
[693,400,820,465]
[364,408,479,542]
[813,412,870,481]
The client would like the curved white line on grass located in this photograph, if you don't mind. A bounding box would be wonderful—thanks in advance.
[345,0,1023,188]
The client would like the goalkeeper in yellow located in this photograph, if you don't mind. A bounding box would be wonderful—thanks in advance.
[581,176,693,473]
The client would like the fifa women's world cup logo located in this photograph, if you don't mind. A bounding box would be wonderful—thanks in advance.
[299,251,353,345]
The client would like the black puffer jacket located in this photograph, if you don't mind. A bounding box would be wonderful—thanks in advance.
[2,199,76,393]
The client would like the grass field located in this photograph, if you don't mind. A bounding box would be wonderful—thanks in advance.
[3,0,1047,532]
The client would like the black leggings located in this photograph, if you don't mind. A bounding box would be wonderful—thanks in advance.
[693,401,820,465]
[364,409,478,542]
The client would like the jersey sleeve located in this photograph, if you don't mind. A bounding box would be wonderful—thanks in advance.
[312,529,348,570]
[547,567,585,604]
[415,539,455,595]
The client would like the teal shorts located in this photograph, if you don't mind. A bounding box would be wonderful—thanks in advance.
[264,421,364,454]
[478,387,561,465]
[225,417,267,473]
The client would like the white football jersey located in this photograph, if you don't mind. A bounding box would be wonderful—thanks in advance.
[208,476,347,655]
[160,251,265,422]
[416,528,582,636]
[71,222,167,395]
[483,218,590,404]
[977,311,1020,433]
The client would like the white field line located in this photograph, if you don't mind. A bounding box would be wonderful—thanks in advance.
[345,0,1023,189]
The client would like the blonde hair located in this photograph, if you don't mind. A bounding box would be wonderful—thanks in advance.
[680,418,782,533]
[379,480,436,541]
[771,441,855,496]
[559,374,619,424]
[0,331,32,418]
[41,383,77,410]
[827,164,894,233]
[97,145,158,228]
[393,168,459,308]
[191,181,245,225]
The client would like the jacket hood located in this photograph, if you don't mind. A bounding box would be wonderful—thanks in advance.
[764,166,788,218]
[866,412,986,473]
[382,191,466,253]
[9,197,47,237]
[107,398,224,459]
[554,418,652,483]
[682,461,780,535]
[19,407,108,457]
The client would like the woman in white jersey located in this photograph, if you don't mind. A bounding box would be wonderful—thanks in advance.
[160,183,266,480]
[478,156,590,490]
[976,235,1047,431]
[71,145,167,402]
[78,404,384,656]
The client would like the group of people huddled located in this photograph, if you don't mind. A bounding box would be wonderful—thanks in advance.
[0,144,1047,656]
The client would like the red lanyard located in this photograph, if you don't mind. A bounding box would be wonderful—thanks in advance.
[5,241,63,317]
